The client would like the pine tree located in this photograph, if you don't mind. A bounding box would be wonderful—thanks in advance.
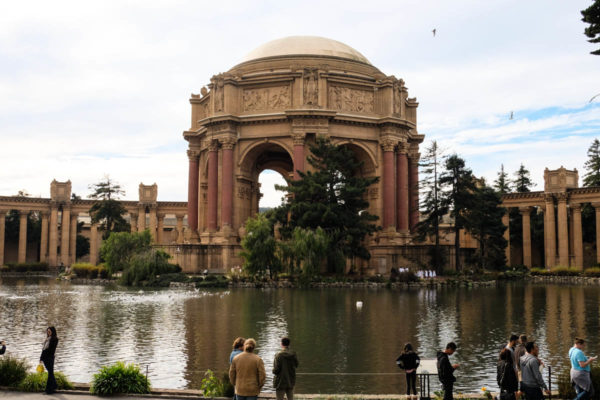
[465,185,507,270]
[584,139,600,186]
[415,140,447,272]
[274,137,380,273]
[439,155,476,271]
[88,176,130,239]
[494,164,511,194]
[512,164,535,193]
[582,0,600,55]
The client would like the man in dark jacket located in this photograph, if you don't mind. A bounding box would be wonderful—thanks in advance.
[273,337,299,400]
[0,340,5,355]
[437,342,459,400]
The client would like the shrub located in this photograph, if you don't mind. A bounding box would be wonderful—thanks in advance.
[19,371,73,392]
[0,356,29,387]
[100,231,153,274]
[71,263,109,279]
[584,267,600,277]
[550,266,581,276]
[200,369,230,397]
[395,271,419,283]
[530,268,547,276]
[2,262,49,273]
[90,361,150,395]
[119,249,180,287]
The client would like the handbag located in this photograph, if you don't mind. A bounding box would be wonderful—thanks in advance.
[36,363,44,373]
[396,355,405,369]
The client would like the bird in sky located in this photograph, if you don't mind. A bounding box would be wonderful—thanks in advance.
[432,28,436,37]
[590,93,600,103]
[510,111,514,120]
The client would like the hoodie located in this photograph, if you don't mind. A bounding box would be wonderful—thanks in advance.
[273,348,299,390]
[520,352,547,390]
[437,351,456,384]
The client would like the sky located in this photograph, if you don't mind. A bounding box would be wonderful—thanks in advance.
[1,0,599,207]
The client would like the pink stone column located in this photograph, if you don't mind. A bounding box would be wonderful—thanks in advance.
[221,140,235,228]
[381,141,396,229]
[293,134,305,180]
[18,211,28,264]
[207,143,218,231]
[396,147,409,232]
[187,150,199,233]
[409,155,420,231]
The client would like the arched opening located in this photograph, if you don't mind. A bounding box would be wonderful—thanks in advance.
[258,169,287,211]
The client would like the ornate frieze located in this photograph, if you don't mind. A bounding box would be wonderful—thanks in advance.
[328,85,374,113]
[243,86,291,112]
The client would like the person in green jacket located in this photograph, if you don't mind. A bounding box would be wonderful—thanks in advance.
[273,337,299,400]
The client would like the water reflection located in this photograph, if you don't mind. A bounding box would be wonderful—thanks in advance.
[1,279,598,394]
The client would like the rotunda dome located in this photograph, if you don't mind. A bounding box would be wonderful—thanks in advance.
[239,36,372,66]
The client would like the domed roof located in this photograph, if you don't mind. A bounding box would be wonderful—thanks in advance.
[240,36,372,66]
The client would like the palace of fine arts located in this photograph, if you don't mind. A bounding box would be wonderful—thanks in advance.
[1,1,600,398]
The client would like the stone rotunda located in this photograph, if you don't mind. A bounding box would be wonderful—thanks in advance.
[182,36,424,273]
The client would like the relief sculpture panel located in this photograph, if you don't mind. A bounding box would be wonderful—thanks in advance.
[328,85,374,113]
[243,86,291,112]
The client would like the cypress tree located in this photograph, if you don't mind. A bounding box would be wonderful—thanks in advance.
[582,0,600,55]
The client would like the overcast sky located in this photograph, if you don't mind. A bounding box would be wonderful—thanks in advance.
[1,0,598,207]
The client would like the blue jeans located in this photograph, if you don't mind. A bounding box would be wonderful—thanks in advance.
[575,384,590,400]
[237,396,257,400]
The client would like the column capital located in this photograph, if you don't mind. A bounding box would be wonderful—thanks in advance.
[519,206,532,215]
[18,210,29,216]
[292,132,306,145]
[556,192,568,203]
[592,202,600,209]
[544,194,555,203]
[208,140,219,152]
[187,149,201,161]
[156,212,166,219]
[571,202,582,212]
[175,213,186,219]
[380,137,397,152]
[219,136,237,150]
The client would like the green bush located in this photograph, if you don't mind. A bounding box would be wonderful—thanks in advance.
[18,371,74,392]
[584,267,600,277]
[0,356,29,387]
[395,271,419,283]
[550,266,581,276]
[200,369,233,397]
[90,361,150,395]
[530,267,548,276]
[71,263,109,279]
[1,262,49,273]
[100,230,153,274]
[119,249,180,287]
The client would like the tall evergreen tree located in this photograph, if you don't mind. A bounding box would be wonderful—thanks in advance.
[88,176,130,239]
[274,137,380,273]
[582,0,600,55]
[584,138,600,186]
[415,140,447,272]
[465,185,507,270]
[494,164,511,194]
[512,164,535,193]
[440,155,476,271]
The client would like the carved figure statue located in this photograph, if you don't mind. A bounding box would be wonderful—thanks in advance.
[303,69,318,105]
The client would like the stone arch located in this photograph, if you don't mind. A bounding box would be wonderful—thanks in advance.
[334,140,378,176]
[238,139,294,174]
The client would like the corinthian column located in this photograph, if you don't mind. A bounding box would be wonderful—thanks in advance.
[70,214,77,264]
[157,213,165,244]
[594,203,600,265]
[381,139,396,230]
[40,211,48,263]
[502,211,510,266]
[292,132,305,180]
[556,193,569,266]
[544,195,556,268]
[409,152,420,231]
[572,203,583,270]
[207,141,219,232]
[221,137,236,229]
[396,143,409,232]
[60,206,71,265]
[18,211,28,264]
[187,149,199,234]
[520,207,532,268]
[90,223,98,266]
[0,210,6,266]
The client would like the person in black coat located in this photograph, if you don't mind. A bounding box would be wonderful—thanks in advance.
[0,340,6,355]
[497,347,519,400]
[437,342,459,400]
[396,343,421,395]
[40,327,59,394]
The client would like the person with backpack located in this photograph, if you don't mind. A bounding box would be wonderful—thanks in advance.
[396,343,421,395]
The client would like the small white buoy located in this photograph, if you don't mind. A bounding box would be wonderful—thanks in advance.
[356,301,363,309]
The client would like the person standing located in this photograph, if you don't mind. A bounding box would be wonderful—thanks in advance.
[0,340,6,355]
[272,337,299,400]
[514,335,527,371]
[497,348,519,400]
[229,338,266,400]
[40,327,59,394]
[396,343,421,395]
[520,341,549,400]
[230,337,246,363]
[569,338,597,400]
[437,342,459,400]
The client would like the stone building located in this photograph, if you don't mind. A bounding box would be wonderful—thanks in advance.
[183,36,423,273]
[502,167,600,269]
[0,180,187,267]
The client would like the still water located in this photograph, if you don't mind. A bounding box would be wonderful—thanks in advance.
[0,277,597,394]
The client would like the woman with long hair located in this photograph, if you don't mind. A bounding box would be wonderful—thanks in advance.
[396,343,421,395]
[40,326,59,394]
[498,347,519,400]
